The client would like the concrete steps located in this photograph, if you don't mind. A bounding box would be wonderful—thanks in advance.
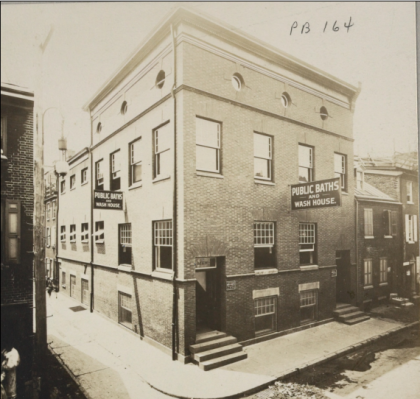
[190,331,247,371]
[334,303,370,325]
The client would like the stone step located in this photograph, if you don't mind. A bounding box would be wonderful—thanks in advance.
[190,336,238,354]
[193,343,243,363]
[199,351,248,371]
[333,306,360,317]
[339,311,366,321]
[343,315,370,325]
[195,331,227,344]
[335,303,353,310]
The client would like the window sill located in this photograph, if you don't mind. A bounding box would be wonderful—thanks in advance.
[255,268,278,276]
[384,236,393,239]
[196,171,224,179]
[153,175,170,184]
[70,240,76,243]
[61,192,66,195]
[254,179,275,186]
[364,285,374,290]
[81,181,88,186]
[95,240,105,244]
[60,241,66,243]
[81,240,89,244]
[118,265,133,272]
[152,269,174,281]
[407,201,414,205]
[300,265,319,271]
[407,241,416,245]
[129,182,143,191]
[61,285,66,289]
[70,188,76,191]
[364,236,374,239]
[379,282,388,287]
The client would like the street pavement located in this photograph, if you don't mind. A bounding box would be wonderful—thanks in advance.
[47,293,412,399]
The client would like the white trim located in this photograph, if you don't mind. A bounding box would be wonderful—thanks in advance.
[129,182,143,191]
[254,180,275,186]
[300,265,319,271]
[363,285,374,290]
[255,268,278,276]
[196,171,224,179]
[152,175,171,184]
[364,236,375,239]
[298,282,319,292]
[69,155,89,170]
[253,287,280,299]
[384,236,393,239]
[117,284,133,296]
[379,282,388,287]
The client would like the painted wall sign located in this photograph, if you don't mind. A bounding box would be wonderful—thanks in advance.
[93,190,123,210]
[195,257,216,269]
[291,177,341,210]
[226,280,237,291]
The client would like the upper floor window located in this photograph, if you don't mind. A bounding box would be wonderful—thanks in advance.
[1,200,21,264]
[334,153,347,191]
[52,200,56,220]
[46,203,51,221]
[60,226,66,242]
[196,118,221,174]
[70,174,76,190]
[364,208,373,237]
[299,223,317,265]
[81,168,88,185]
[364,259,372,286]
[254,222,276,269]
[407,181,413,203]
[298,145,313,183]
[60,179,66,194]
[153,220,172,270]
[1,116,7,157]
[153,124,171,179]
[119,223,132,265]
[130,138,142,186]
[95,160,104,191]
[46,227,51,247]
[356,170,364,190]
[110,150,121,191]
[384,210,397,237]
[70,224,76,242]
[94,221,105,243]
[379,258,388,283]
[81,223,89,243]
[254,133,272,181]
[406,214,418,243]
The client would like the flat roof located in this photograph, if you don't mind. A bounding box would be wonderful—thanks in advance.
[1,82,34,101]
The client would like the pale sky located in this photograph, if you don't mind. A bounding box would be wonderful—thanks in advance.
[1,2,418,166]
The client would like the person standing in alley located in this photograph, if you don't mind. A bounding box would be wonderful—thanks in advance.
[1,346,20,399]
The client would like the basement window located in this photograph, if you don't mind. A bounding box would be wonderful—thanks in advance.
[300,290,318,324]
[118,292,133,328]
[254,297,277,336]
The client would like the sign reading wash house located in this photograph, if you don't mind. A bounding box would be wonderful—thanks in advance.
[94,190,123,210]
[291,178,341,210]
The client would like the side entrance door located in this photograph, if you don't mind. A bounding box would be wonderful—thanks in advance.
[70,275,76,299]
[336,250,352,303]
[81,279,89,306]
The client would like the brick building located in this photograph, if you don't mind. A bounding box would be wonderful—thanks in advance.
[1,82,35,392]
[44,168,58,281]
[57,8,360,366]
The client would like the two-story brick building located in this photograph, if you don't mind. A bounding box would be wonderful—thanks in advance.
[1,82,35,393]
[57,8,360,368]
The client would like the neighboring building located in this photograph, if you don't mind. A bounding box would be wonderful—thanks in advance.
[1,82,35,393]
[44,168,58,282]
[354,165,403,310]
[58,7,360,366]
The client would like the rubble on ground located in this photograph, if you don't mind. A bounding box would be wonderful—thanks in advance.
[254,381,329,399]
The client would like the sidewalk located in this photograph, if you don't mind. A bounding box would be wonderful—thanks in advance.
[47,293,417,399]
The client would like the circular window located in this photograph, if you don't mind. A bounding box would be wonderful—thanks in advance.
[320,106,328,120]
[96,122,102,134]
[281,92,291,108]
[231,73,244,91]
[156,70,166,89]
[121,101,128,115]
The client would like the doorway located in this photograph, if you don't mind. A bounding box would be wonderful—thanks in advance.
[196,263,221,332]
[336,250,352,303]
[70,275,76,299]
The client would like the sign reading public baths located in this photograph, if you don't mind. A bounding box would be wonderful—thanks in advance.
[94,190,123,210]
[291,178,341,210]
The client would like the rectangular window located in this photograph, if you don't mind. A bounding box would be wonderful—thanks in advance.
[46,227,51,247]
[60,226,66,242]
[118,292,133,327]
[130,138,142,185]
[81,279,89,306]
[334,153,346,191]
[95,160,104,190]
[51,226,56,247]
[356,170,364,190]
[45,258,51,278]
[406,214,418,243]
[383,210,392,236]
[81,223,89,243]
[379,258,388,283]
[110,150,121,191]
[3,200,21,264]
[364,259,373,286]
[153,220,173,270]
[1,116,7,156]
[95,221,104,243]
[300,290,318,324]
[52,200,56,220]
[70,174,76,190]
[253,222,276,269]
[119,223,132,265]
[70,275,76,299]
[407,181,413,203]
[46,203,51,221]
[61,271,66,287]
[70,224,76,242]
[153,124,171,179]
[299,223,317,265]
[254,133,272,180]
[196,117,221,173]
[364,208,373,237]
[81,168,88,184]
[391,211,397,236]
[254,297,277,335]
[60,179,66,194]
[298,145,314,183]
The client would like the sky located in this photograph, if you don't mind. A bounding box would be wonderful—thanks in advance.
[1,2,418,166]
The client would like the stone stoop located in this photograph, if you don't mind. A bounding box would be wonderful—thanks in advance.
[190,331,247,371]
[333,303,370,325]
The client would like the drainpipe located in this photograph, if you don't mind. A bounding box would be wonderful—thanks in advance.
[170,23,178,361]
[355,198,359,307]
[55,172,59,290]
[89,116,95,312]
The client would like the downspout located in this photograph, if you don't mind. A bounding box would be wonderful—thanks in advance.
[55,173,59,291]
[355,198,359,307]
[89,118,94,313]
[170,23,178,362]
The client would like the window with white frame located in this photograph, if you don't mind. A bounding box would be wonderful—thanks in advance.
[95,221,105,243]
[46,203,51,221]
[364,208,373,237]
[46,227,51,247]
[118,292,133,327]
[254,133,272,180]
[119,223,132,265]
[379,258,388,283]
[407,181,413,203]
[356,170,364,190]
[81,168,88,184]
[60,226,66,242]
[299,223,317,265]
[110,150,121,191]
[364,259,372,286]
[51,226,56,247]
[2,200,21,264]
[300,290,318,323]
[153,220,173,270]
[95,160,104,190]
[70,174,76,190]
[60,179,66,194]
[298,145,313,183]
[70,224,76,242]
[334,153,346,191]
[405,214,418,243]
[81,223,89,243]
[383,210,397,237]
[254,297,277,335]
[52,200,56,220]
[153,124,171,179]
[254,222,276,269]
[196,117,221,173]
[130,138,142,185]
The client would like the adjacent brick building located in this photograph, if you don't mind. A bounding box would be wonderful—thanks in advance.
[44,168,58,281]
[1,82,35,392]
[57,8,360,365]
